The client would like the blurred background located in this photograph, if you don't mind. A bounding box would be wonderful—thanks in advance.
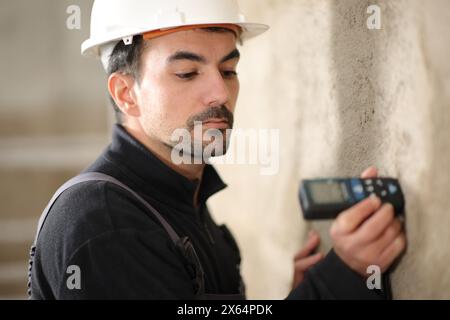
[0,0,449,299]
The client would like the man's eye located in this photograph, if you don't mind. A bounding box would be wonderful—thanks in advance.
[222,70,238,78]
[175,72,198,80]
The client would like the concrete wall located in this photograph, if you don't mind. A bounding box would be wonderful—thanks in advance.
[1,0,449,299]
[210,0,450,299]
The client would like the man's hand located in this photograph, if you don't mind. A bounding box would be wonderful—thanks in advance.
[292,230,324,289]
[330,166,406,276]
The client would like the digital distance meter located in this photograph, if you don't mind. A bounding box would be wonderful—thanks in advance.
[299,177,405,220]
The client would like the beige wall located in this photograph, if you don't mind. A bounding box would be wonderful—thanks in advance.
[1,0,449,299]
[210,0,450,299]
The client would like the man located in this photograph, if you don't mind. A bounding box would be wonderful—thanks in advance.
[29,0,406,299]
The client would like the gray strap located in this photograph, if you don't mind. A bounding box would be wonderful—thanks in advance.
[32,172,181,247]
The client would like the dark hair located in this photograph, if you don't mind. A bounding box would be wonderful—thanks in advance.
[106,27,238,124]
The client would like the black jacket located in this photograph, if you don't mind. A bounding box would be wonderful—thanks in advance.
[30,125,385,300]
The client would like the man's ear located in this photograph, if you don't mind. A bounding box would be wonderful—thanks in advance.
[108,73,140,117]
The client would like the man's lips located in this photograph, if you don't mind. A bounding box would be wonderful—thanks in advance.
[203,118,229,124]
[201,119,230,129]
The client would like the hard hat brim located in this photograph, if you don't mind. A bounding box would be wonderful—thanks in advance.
[81,22,269,58]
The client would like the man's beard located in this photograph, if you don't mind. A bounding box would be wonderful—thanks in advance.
[168,105,234,163]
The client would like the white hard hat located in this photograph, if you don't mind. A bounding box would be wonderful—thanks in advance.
[81,0,269,66]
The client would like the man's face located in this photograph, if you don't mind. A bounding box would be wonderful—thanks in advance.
[134,29,240,159]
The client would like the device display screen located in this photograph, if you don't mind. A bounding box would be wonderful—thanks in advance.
[309,181,346,204]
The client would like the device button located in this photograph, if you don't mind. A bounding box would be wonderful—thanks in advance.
[351,179,365,201]
[388,183,398,194]
[376,179,383,187]
[366,185,374,193]
[381,190,387,197]
[353,184,363,194]
[365,179,373,186]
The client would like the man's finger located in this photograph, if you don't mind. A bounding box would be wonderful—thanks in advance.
[378,233,406,272]
[333,196,382,235]
[368,218,403,255]
[294,231,320,260]
[361,166,378,179]
[294,252,324,272]
[355,203,395,243]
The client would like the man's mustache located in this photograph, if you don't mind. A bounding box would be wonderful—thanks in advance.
[186,106,234,131]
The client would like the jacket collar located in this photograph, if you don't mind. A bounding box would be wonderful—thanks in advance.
[105,124,227,209]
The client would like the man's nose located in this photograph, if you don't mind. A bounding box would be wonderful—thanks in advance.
[202,71,230,107]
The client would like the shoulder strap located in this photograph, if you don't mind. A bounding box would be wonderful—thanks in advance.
[29,172,206,298]
[33,172,181,245]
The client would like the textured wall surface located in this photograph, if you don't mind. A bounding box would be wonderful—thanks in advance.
[209,0,450,299]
